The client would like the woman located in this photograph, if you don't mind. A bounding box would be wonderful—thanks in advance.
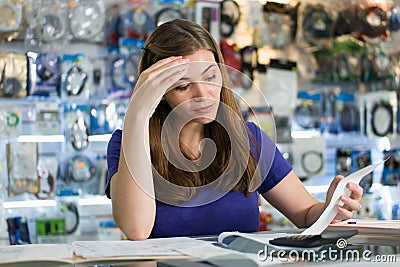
[106,19,363,240]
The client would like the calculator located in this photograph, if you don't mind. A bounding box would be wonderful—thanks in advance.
[269,230,358,248]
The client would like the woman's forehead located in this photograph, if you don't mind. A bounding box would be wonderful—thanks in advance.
[183,49,215,62]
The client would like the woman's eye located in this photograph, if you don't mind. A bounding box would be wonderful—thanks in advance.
[175,83,190,91]
[205,74,216,82]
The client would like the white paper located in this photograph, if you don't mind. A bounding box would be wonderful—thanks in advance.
[73,237,279,265]
[73,238,187,259]
[0,244,73,260]
[301,161,385,235]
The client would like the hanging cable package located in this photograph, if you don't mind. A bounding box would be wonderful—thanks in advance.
[106,42,143,99]
[0,52,27,98]
[34,101,60,135]
[89,101,119,135]
[364,43,395,81]
[296,0,338,49]
[382,148,400,186]
[0,0,24,43]
[34,153,59,200]
[262,0,295,49]
[24,0,70,47]
[336,147,352,177]
[27,51,60,97]
[220,0,241,39]
[334,2,359,37]
[6,216,31,245]
[6,142,40,197]
[320,89,341,134]
[360,90,397,138]
[153,0,187,28]
[292,135,326,180]
[58,153,99,195]
[333,36,365,82]
[0,104,21,139]
[64,103,90,152]
[120,0,155,41]
[59,53,92,100]
[292,91,322,131]
[335,92,359,133]
[68,0,106,42]
[355,0,392,43]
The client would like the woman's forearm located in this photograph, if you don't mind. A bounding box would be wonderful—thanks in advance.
[110,119,156,240]
[304,202,325,227]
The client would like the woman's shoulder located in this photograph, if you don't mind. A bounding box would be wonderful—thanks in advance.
[111,129,122,139]
[108,129,123,147]
[112,129,122,137]
[245,121,262,141]
[245,121,260,135]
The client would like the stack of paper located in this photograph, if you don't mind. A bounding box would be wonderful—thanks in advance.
[328,219,400,235]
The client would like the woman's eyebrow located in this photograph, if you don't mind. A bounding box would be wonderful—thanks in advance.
[201,64,217,75]
[178,64,217,81]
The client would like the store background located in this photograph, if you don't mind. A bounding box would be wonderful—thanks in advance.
[1,0,400,245]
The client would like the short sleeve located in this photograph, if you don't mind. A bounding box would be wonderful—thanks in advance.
[105,129,122,198]
[246,122,292,194]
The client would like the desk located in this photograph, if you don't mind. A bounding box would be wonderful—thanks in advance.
[208,231,400,267]
[0,232,399,267]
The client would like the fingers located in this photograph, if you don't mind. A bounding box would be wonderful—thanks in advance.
[340,195,361,212]
[340,182,363,212]
[141,63,189,100]
[149,56,185,72]
[142,56,189,80]
[347,182,364,201]
[335,205,355,221]
[136,57,189,93]
[333,182,364,221]
[156,62,190,92]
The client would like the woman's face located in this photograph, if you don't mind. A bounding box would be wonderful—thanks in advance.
[164,50,222,125]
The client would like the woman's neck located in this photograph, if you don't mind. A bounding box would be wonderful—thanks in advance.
[179,122,205,159]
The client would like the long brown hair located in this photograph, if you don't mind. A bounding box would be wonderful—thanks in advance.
[139,19,260,203]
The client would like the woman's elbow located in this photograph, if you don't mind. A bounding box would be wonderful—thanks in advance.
[113,214,153,240]
[123,228,152,241]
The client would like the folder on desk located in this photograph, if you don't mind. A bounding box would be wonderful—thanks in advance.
[327,219,400,235]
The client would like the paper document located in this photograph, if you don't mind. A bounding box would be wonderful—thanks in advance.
[328,219,400,235]
[73,238,191,259]
[301,161,385,235]
[0,244,73,260]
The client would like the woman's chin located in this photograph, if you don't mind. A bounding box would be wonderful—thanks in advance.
[192,116,215,125]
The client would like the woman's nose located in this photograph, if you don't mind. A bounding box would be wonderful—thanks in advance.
[190,82,208,99]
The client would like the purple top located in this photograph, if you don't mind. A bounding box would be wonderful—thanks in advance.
[105,122,292,238]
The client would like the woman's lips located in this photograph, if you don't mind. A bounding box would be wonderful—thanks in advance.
[194,104,214,113]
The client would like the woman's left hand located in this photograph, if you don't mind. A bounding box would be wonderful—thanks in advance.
[325,176,364,223]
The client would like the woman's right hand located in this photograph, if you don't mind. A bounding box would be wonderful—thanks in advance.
[130,56,189,118]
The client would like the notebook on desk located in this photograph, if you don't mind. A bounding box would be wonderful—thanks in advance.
[327,219,400,235]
